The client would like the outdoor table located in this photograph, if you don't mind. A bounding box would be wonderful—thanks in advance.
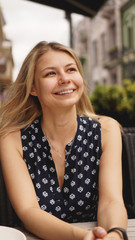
[17,219,135,240]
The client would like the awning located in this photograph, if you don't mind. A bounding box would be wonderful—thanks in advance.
[26,0,108,17]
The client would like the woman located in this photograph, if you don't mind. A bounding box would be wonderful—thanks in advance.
[0,41,127,240]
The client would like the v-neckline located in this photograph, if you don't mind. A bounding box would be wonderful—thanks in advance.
[38,115,80,193]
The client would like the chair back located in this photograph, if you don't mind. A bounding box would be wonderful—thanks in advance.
[0,163,21,227]
[122,127,135,218]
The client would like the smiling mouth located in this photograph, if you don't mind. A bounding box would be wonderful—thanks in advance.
[55,89,75,95]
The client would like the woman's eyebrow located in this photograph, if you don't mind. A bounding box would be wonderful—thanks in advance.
[40,66,55,73]
[40,63,76,73]
[66,63,76,67]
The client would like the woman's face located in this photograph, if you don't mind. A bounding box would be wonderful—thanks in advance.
[31,50,84,111]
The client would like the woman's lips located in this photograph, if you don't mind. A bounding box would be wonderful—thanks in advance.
[55,89,75,95]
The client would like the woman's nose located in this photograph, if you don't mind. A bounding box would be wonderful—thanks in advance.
[58,72,71,85]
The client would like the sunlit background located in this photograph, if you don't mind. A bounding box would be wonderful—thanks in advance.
[0,0,83,80]
[1,0,135,127]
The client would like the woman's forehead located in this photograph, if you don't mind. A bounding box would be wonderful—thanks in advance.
[36,50,76,69]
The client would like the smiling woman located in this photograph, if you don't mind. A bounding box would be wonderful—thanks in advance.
[0,41,128,240]
[31,50,84,111]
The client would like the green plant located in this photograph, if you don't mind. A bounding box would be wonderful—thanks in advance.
[90,81,135,127]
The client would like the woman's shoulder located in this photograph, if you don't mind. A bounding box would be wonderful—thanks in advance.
[100,116,121,131]
[99,116,122,148]
[0,130,21,151]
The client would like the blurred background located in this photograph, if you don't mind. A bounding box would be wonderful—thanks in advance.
[0,0,135,127]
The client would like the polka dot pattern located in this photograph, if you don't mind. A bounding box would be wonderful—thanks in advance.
[21,115,102,223]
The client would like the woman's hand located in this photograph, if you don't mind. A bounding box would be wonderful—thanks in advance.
[83,227,107,240]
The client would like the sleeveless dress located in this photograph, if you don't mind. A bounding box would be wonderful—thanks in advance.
[21,115,102,223]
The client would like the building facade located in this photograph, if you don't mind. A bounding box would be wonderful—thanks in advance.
[121,0,135,81]
[73,0,128,91]
[0,5,13,103]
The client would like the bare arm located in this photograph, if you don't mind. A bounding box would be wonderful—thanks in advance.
[97,117,128,239]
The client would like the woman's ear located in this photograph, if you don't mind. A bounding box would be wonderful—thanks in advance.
[30,85,37,96]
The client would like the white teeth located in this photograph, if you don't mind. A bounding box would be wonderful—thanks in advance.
[58,90,74,95]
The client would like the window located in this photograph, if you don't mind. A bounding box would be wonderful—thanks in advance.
[109,23,116,48]
[101,33,106,61]
[92,40,98,67]
[128,26,133,49]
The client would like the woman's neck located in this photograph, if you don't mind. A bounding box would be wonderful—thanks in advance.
[41,106,78,143]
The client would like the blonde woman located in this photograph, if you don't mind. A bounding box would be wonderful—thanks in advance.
[0,41,128,240]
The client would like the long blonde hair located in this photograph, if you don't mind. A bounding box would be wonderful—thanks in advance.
[0,41,97,136]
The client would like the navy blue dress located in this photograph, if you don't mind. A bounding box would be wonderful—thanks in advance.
[21,115,102,223]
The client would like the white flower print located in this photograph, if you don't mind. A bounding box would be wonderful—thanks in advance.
[29,152,34,158]
[42,191,48,197]
[43,152,47,158]
[41,205,47,210]
[70,181,76,187]
[83,139,87,145]
[77,186,83,193]
[63,187,69,193]
[78,173,83,179]
[31,135,36,140]
[94,135,98,140]
[69,206,75,211]
[42,136,46,142]
[69,193,75,199]
[78,160,83,166]
[84,165,89,171]
[36,183,41,189]
[37,143,41,149]
[92,169,96,175]
[87,131,92,136]
[55,206,61,212]
[42,178,48,184]
[50,179,55,185]
[93,123,97,128]
[61,213,66,219]
[35,127,38,133]
[96,146,99,152]
[85,178,90,184]
[79,125,84,131]
[23,146,27,151]
[89,143,94,149]
[77,135,82,141]
[31,173,35,179]
[42,165,47,171]
[85,192,91,198]
[78,200,84,206]
[37,156,41,162]
[50,199,55,205]
[22,135,27,140]
[91,156,95,162]
[71,155,76,161]
[28,141,33,147]
[83,152,88,157]
[77,147,82,153]
[71,168,76,173]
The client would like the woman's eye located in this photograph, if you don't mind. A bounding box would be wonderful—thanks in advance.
[67,68,76,72]
[45,71,55,77]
